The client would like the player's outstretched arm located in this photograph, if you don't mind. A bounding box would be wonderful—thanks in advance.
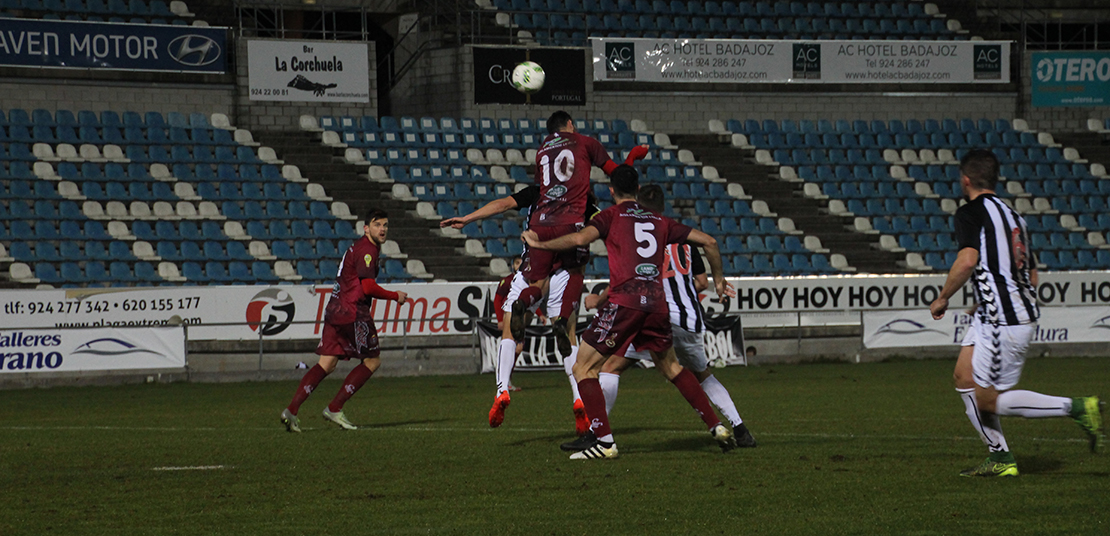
[685,229,735,299]
[439,195,519,229]
[362,278,408,303]
[930,247,978,319]
[522,226,600,252]
[600,144,650,175]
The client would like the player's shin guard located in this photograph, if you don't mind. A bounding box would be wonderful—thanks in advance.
[496,338,517,394]
[565,346,581,401]
[599,372,620,415]
[701,374,743,428]
[958,388,993,447]
[980,411,1011,454]
[327,364,373,413]
[288,364,328,415]
[558,271,584,320]
[996,390,1072,418]
[671,368,721,429]
[577,378,614,442]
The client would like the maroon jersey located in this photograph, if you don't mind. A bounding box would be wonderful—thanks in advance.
[323,236,381,324]
[531,131,611,228]
[588,201,693,313]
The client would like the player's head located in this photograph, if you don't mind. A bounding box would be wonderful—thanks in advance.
[363,209,389,244]
[512,257,523,272]
[637,184,665,212]
[609,164,639,201]
[959,149,1000,193]
[547,111,574,134]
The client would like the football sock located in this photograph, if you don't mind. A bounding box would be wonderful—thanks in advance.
[958,388,993,447]
[565,345,581,401]
[599,372,620,415]
[288,364,328,415]
[979,411,1011,454]
[327,364,373,413]
[496,338,517,394]
[996,390,1071,418]
[671,368,721,429]
[577,377,613,442]
[517,285,542,309]
[700,374,743,428]
[558,271,584,319]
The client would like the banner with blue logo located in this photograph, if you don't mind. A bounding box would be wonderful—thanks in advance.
[1032,51,1110,107]
[0,327,185,373]
[0,18,226,73]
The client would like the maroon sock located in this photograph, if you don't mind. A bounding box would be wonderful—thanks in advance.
[559,271,585,319]
[577,378,613,439]
[518,285,542,309]
[327,364,374,412]
[670,368,721,429]
[288,364,328,415]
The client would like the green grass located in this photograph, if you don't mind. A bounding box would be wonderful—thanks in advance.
[1,357,1108,535]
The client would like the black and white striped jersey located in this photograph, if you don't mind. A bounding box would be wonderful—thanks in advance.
[955,193,1039,326]
[661,243,706,333]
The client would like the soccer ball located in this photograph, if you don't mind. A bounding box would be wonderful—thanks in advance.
[511,61,545,94]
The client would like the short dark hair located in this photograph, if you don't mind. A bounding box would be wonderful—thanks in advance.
[610,164,639,197]
[363,209,388,223]
[960,149,1000,191]
[637,184,665,212]
[546,111,573,134]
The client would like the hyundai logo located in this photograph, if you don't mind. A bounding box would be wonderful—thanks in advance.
[168,35,221,67]
[876,319,945,336]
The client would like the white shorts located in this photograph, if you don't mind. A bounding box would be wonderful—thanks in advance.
[624,326,708,373]
[961,316,1035,391]
[501,269,574,317]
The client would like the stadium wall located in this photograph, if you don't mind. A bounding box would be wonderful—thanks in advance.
[390,45,1017,134]
[0,79,234,119]
[1020,51,1110,133]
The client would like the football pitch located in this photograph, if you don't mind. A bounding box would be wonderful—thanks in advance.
[1,357,1107,535]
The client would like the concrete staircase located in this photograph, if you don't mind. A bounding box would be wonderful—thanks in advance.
[252,131,496,282]
[669,134,911,274]
[1051,131,1110,170]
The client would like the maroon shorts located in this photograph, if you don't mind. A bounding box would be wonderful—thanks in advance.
[522,224,588,283]
[316,319,381,360]
[581,300,672,357]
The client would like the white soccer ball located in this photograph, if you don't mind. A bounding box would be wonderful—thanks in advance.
[511,61,545,94]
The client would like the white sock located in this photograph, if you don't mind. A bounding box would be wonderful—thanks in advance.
[565,345,581,401]
[496,338,516,394]
[958,388,993,447]
[599,372,620,415]
[996,390,1072,418]
[701,375,743,428]
[980,411,1010,453]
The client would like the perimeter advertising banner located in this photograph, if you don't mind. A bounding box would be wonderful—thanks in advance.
[3,273,1110,341]
[0,18,226,73]
[472,46,587,105]
[1031,51,1110,107]
[0,326,185,374]
[862,306,1110,349]
[247,39,370,102]
[591,38,1010,84]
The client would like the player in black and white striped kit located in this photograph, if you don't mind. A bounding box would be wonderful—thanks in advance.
[576,184,755,450]
[930,149,1104,477]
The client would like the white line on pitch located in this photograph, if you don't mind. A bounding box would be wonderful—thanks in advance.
[151,465,229,471]
[0,425,1089,444]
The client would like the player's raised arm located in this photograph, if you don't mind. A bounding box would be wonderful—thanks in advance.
[684,228,735,299]
[439,195,520,229]
[522,226,600,252]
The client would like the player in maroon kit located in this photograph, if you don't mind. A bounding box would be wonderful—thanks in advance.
[280,209,408,432]
[523,165,736,459]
